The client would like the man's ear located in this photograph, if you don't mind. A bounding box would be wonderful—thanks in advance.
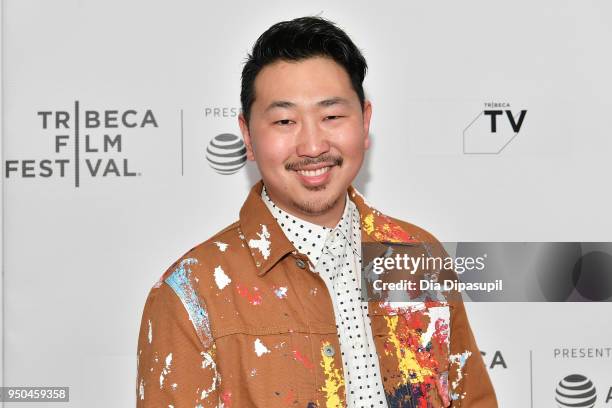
[362,99,372,150]
[238,112,256,161]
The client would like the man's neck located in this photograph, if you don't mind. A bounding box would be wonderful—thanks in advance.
[264,187,347,229]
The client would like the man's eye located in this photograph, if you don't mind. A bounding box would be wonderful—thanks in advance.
[274,119,293,125]
[325,115,343,120]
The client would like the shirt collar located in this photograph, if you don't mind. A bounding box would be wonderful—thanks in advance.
[238,179,418,277]
[261,185,329,267]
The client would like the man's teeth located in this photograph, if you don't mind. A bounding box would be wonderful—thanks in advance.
[297,166,331,177]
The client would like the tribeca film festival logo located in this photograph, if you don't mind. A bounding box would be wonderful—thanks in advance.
[463,102,527,154]
[3,101,158,187]
[203,107,246,175]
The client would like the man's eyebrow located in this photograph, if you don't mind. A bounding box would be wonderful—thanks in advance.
[317,97,350,107]
[264,97,350,113]
[264,100,296,113]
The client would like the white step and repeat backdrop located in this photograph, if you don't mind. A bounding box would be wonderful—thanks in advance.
[3,1,612,407]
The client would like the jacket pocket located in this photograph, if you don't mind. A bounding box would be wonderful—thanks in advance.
[213,326,296,407]
[368,301,453,407]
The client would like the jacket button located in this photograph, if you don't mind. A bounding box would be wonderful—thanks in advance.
[295,258,306,269]
[323,344,335,357]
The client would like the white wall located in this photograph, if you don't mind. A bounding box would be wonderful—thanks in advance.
[3,1,612,406]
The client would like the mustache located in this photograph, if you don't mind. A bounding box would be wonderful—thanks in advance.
[285,154,343,171]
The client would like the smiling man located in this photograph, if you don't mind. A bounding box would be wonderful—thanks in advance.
[137,16,497,408]
[240,54,369,228]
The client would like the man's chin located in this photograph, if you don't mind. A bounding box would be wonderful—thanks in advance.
[290,189,344,216]
[302,184,327,192]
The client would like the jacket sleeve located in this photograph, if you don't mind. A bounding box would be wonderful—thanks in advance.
[136,281,221,407]
[432,241,497,407]
[448,294,498,407]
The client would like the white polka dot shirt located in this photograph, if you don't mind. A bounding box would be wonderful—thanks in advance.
[262,187,388,407]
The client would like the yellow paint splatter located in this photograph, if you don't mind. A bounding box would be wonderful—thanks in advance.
[320,341,345,408]
[363,213,375,235]
[384,315,433,385]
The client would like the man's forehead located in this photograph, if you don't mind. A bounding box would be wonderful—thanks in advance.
[252,57,357,111]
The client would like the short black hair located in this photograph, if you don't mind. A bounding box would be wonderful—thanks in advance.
[240,16,368,124]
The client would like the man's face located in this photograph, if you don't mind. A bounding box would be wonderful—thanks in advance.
[239,56,371,225]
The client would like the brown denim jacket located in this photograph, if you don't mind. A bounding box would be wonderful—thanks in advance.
[137,180,497,407]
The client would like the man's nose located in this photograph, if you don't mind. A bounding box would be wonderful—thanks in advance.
[295,118,330,157]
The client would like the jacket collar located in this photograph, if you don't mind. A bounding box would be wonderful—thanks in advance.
[239,179,417,276]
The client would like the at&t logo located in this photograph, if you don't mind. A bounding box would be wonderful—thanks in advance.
[555,374,612,407]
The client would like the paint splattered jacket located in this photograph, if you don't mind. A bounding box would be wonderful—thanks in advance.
[137,180,497,408]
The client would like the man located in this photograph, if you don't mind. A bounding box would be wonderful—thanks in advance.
[137,16,497,408]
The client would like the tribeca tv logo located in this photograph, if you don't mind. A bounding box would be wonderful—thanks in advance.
[555,374,612,407]
[3,101,158,187]
[463,102,527,154]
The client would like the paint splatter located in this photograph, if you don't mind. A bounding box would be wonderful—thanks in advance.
[320,341,344,408]
[380,301,422,315]
[283,389,295,405]
[377,301,453,406]
[310,287,318,296]
[273,286,288,299]
[139,378,145,400]
[436,371,451,406]
[362,212,416,243]
[200,348,221,400]
[292,349,314,370]
[254,338,270,357]
[214,265,231,290]
[248,224,271,260]
[221,391,232,407]
[250,368,257,377]
[171,383,177,390]
[420,306,450,347]
[214,241,228,252]
[148,320,152,343]
[449,351,472,400]
[159,353,173,389]
[165,258,213,348]
[384,315,434,384]
[236,284,263,305]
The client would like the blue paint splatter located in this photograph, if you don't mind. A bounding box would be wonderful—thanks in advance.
[165,257,213,347]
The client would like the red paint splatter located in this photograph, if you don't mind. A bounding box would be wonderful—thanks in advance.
[221,391,232,407]
[292,349,314,370]
[283,388,295,405]
[435,374,450,406]
[236,284,263,305]
[432,318,449,345]
[378,301,452,405]
[417,384,429,408]
[369,213,417,243]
